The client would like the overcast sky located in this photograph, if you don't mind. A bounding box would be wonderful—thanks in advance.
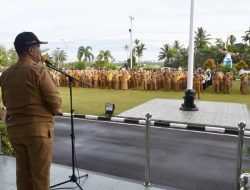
[1,0,250,62]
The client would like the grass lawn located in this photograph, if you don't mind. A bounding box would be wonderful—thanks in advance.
[58,80,250,116]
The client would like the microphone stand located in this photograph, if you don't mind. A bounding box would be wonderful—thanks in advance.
[47,63,89,190]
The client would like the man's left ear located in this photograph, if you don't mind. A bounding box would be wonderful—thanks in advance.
[28,46,35,56]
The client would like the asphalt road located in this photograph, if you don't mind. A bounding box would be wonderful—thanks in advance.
[52,117,250,190]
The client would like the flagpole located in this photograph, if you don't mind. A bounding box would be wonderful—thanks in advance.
[180,0,198,111]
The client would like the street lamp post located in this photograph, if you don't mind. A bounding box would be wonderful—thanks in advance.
[129,16,135,70]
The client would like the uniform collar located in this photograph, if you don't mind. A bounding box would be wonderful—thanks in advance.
[17,57,37,66]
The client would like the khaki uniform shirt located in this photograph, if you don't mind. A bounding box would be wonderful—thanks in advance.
[0,57,61,137]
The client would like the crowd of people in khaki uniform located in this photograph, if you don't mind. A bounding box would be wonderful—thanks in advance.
[0,31,249,190]
[47,67,249,98]
[49,68,190,91]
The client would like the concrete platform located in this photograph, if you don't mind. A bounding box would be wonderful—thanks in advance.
[118,99,250,129]
[0,155,175,190]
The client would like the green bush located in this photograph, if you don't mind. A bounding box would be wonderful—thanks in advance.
[143,65,161,71]
[75,61,86,70]
[0,122,14,155]
[92,60,108,70]
[105,63,119,70]
[216,65,231,73]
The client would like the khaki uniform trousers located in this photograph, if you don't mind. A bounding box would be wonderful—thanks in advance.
[9,135,53,190]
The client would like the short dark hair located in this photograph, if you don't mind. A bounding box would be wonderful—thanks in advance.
[14,32,47,56]
[15,45,31,56]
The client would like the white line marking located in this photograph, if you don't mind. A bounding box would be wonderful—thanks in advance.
[56,116,250,138]
[62,113,72,117]
[138,120,146,125]
[111,117,125,122]
[170,123,187,129]
[205,126,225,133]
[85,115,98,120]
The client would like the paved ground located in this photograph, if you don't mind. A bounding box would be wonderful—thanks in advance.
[118,99,250,129]
[53,117,250,190]
[0,155,169,190]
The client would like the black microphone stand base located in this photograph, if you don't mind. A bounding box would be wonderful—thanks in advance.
[50,173,88,190]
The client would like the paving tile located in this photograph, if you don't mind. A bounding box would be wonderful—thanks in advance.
[1,150,175,190]
[114,180,167,190]
[2,184,17,190]
[118,99,250,129]
[83,173,121,187]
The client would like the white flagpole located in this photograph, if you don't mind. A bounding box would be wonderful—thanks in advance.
[129,16,134,69]
[180,0,198,111]
[187,0,195,90]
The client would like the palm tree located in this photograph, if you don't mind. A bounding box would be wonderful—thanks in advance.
[135,43,146,63]
[245,27,250,35]
[134,39,140,46]
[194,27,211,50]
[227,35,236,46]
[97,50,113,62]
[158,44,171,64]
[77,46,94,62]
[52,48,67,68]
[242,28,250,45]
[133,39,146,63]
[173,40,183,50]
[124,44,129,59]
[242,35,250,45]
[214,38,225,48]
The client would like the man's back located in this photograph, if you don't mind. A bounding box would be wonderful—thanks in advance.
[0,58,61,134]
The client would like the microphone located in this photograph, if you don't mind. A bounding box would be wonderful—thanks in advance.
[41,55,54,67]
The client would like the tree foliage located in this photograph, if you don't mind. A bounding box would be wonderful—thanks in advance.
[52,49,67,68]
[133,39,146,63]
[0,123,14,155]
[233,60,248,70]
[92,60,118,70]
[0,45,8,66]
[75,61,86,70]
[158,27,250,69]
[77,46,94,62]
[96,50,113,62]
[204,59,216,70]
[194,27,211,50]
[158,42,188,68]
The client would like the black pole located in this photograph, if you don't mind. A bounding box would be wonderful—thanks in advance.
[69,76,77,182]
[48,65,89,190]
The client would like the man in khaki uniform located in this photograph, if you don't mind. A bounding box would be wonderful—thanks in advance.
[120,71,129,90]
[113,71,120,90]
[107,71,113,89]
[151,72,158,90]
[93,70,99,88]
[0,32,61,190]
[240,73,249,95]
[164,72,172,91]
[212,73,221,94]
[141,71,148,90]
[100,71,107,88]
[224,72,232,94]
[193,73,202,99]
